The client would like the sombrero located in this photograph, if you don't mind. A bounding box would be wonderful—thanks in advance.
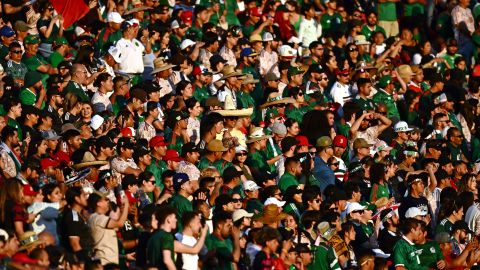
[220,65,243,80]
[215,94,253,117]
[124,6,153,15]
[246,127,272,144]
[72,151,108,170]
[258,204,288,224]
[260,92,295,108]
[151,57,176,75]
[18,231,45,251]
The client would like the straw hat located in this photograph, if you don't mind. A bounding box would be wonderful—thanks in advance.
[18,231,44,251]
[246,127,272,144]
[258,204,288,224]
[260,92,295,108]
[151,57,176,75]
[72,151,109,170]
[396,64,416,79]
[220,65,243,80]
[215,94,253,117]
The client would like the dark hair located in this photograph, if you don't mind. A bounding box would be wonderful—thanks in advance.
[200,177,215,188]
[65,186,83,206]
[200,112,224,139]
[139,171,154,185]
[177,80,192,96]
[185,98,199,112]
[400,218,420,235]
[181,211,200,228]
[301,210,321,230]
[42,183,60,203]
[370,163,387,185]
[212,210,232,229]
[302,189,320,208]
[339,222,354,239]
[344,182,360,200]
[93,72,111,88]
[154,205,177,225]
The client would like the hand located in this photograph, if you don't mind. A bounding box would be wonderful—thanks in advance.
[231,226,241,238]
[436,260,446,270]
[88,0,98,9]
[282,239,293,252]
[196,192,207,201]
[125,252,136,261]
[54,169,65,183]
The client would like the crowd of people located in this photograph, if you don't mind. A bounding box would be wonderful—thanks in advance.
[1,0,480,269]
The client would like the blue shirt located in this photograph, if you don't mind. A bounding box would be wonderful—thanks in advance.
[312,155,336,192]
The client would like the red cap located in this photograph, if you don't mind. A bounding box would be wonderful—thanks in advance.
[40,158,60,170]
[180,10,193,24]
[335,68,350,76]
[12,253,39,265]
[473,65,480,77]
[250,7,262,17]
[23,184,38,197]
[121,127,136,138]
[295,135,312,147]
[333,135,348,148]
[149,135,167,148]
[163,149,183,162]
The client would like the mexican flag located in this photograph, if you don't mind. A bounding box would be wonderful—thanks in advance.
[50,0,91,29]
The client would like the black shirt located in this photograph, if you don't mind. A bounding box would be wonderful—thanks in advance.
[399,195,430,219]
[378,228,401,255]
[60,208,94,254]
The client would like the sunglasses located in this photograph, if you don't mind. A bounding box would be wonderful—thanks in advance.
[330,162,340,166]
[10,50,22,54]
[348,47,358,52]
[237,152,247,157]
[353,210,364,214]
[232,198,242,203]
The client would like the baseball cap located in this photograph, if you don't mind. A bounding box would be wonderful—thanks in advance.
[249,7,262,16]
[376,75,393,88]
[180,39,196,50]
[108,46,122,63]
[13,21,31,32]
[288,66,305,77]
[133,146,150,160]
[264,197,286,207]
[164,149,183,162]
[173,173,190,189]
[180,10,193,24]
[295,136,311,147]
[281,137,299,151]
[97,136,115,149]
[193,65,212,76]
[352,138,372,149]
[452,220,473,234]
[316,136,332,148]
[181,142,199,157]
[41,130,61,140]
[279,45,297,58]
[240,47,259,58]
[271,122,287,135]
[233,209,254,222]
[333,135,347,148]
[210,54,228,68]
[262,32,274,42]
[117,137,134,149]
[394,121,413,132]
[0,26,14,38]
[405,207,428,218]
[346,202,366,214]
[40,158,60,170]
[107,12,124,23]
[265,72,280,81]
[243,180,260,191]
[223,166,243,182]
[166,111,188,129]
[23,184,38,197]
[374,140,393,152]
[90,115,104,131]
[120,127,136,138]
[435,232,451,244]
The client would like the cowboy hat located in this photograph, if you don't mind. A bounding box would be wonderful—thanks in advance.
[258,204,288,224]
[124,6,153,15]
[396,64,416,78]
[72,151,109,170]
[18,231,45,251]
[220,65,243,80]
[246,127,272,144]
[260,92,295,108]
[215,94,253,117]
[151,57,176,75]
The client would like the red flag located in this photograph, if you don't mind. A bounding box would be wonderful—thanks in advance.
[50,0,91,29]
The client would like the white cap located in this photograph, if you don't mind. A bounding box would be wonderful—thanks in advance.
[262,32,274,42]
[374,140,393,153]
[74,26,85,36]
[107,12,124,24]
[264,197,286,207]
[0,229,8,241]
[180,39,196,50]
[90,115,104,130]
[271,122,287,135]
[170,20,180,29]
[279,45,297,58]
[235,145,247,154]
[243,180,260,191]
[108,46,122,63]
[434,93,448,105]
[232,209,254,222]
[405,207,428,218]
[346,202,366,214]
[394,121,413,133]
[287,36,301,44]
[128,18,140,25]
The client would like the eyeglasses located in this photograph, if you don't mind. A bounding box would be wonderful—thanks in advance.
[10,50,22,54]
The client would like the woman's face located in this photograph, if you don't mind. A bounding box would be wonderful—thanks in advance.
[287,122,300,136]
[37,140,48,156]
[295,91,305,103]
[327,56,338,70]
[214,121,224,134]
[161,32,170,45]
[82,104,92,118]
[468,176,477,191]
[327,112,335,126]
[189,102,202,117]
[422,42,432,54]
[151,213,158,230]
[236,151,247,163]
[47,187,62,203]
[232,194,243,209]
[166,96,175,109]
[285,215,297,230]
[182,83,193,98]
[401,29,413,41]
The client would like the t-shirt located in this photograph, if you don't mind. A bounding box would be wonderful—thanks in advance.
[377,2,397,21]
[399,195,429,219]
[179,234,199,270]
[204,234,234,270]
[394,237,429,270]
[436,218,454,234]
[88,213,119,265]
[416,241,444,269]
[169,194,193,230]
[278,172,299,193]
[60,208,94,254]
[147,229,175,270]
[307,243,341,270]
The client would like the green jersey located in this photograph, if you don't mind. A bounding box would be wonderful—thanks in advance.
[436,218,453,234]
[308,243,341,270]
[279,172,299,193]
[416,241,444,269]
[370,183,390,201]
[377,2,397,21]
[169,193,192,230]
[146,156,168,190]
[64,80,89,102]
[360,24,386,40]
[204,234,234,270]
[48,51,64,68]
[146,229,175,270]
[393,237,427,270]
[372,89,400,120]
[246,150,270,173]
[19,88,45,109]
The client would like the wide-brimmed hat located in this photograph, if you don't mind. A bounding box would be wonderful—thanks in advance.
[317,222,336,241]
[220,65,243,80]
[241,73,259,85]
[354,35,370,45]
[260,92,295,108]
[396,65,416,78]
[72,151,108,170]
[258,204,288,224]
[18,231,44,251]
[215,94,253,117]
[151,57,176,75]
[246,127,272,144]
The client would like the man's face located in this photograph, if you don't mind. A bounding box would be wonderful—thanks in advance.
[437,116,450,129]
[9,47,22,62]
[292,74,303,86]
[442,163,454,175]
[334,146,346,157]
[360,83,372,96]
[187,151,200,164]
[76,191,88,208]
[220,219,233,238]
[25,43,39,55]
[449,130,463,146]
[337,73,349,84]
[163,176,174,192]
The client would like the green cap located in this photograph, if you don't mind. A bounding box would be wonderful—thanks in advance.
[54,37,68,46]
[265,107,280,120]
[316,136,332,148]
[24,71,42,88]
[376,75,392,89]
[287,66,305,77]
[24,35,40,45]
[359,201,376,212]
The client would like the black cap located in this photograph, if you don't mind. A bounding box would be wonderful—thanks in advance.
[143,80,162,94]
[426,139,443,150]
[166,111,188,129]
[57,61,72,70]
[173,173,190,189]
[452,220,473,234]
[215,194,233,208]
[97,135,115,149]
[295,243,311,253]
[348,161,364,174]
[438,155,452,166]
[332,189,348,201]
[210,54,228,68]
[307,64,324,74]
[98,169,113,181]
[222,166,243,182]
[181,142,199,157]
[117,137,134,149]
[133,145,150,160]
